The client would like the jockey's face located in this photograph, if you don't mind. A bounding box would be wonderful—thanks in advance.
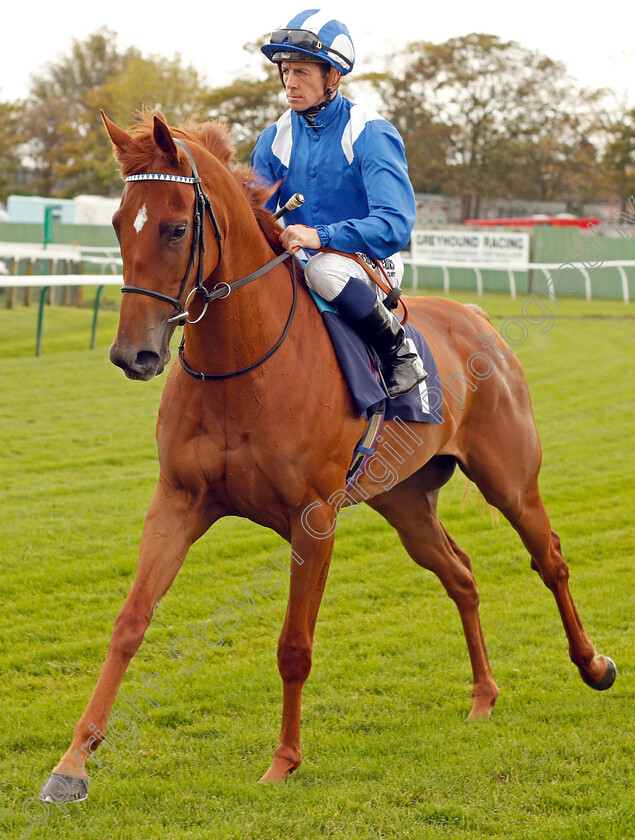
[280,61,329,111]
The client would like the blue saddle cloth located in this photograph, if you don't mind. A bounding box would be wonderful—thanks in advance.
[309,291,443,424]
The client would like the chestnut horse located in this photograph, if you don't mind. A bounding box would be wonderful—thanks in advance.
[40,112,615,802]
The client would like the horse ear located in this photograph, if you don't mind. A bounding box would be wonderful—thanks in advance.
[100,110,136,153]
[153,115,179,166]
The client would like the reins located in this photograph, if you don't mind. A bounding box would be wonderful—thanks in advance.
[178,254,298,381]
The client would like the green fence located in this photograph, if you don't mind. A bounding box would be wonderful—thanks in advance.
[0,221,118,248]
[402,224,635,300]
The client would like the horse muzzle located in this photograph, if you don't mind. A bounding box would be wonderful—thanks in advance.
[109,341,169,381]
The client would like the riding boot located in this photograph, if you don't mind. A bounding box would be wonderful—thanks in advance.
[329,276,428,399]
[355,299,428,399]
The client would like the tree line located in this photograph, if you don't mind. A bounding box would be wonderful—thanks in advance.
[1,27,633,220]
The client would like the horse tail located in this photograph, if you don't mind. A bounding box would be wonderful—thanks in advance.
[463,302,492,324]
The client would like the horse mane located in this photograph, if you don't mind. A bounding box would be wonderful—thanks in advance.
[118,109,285,256]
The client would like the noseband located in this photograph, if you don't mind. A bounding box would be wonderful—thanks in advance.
[120,137,297,379]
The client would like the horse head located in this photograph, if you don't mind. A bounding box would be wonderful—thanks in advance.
[102,111,224,380]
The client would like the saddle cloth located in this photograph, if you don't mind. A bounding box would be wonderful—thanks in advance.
[309,291,443,424]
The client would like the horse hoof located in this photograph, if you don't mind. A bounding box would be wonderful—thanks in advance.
[259,755,299,784]
[590,656,617,691]
[39,772,90,804]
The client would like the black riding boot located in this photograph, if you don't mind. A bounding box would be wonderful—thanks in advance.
[355,299,428,399]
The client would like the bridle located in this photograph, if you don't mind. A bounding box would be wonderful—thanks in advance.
[121,138,297,379]
[123,139,224,325]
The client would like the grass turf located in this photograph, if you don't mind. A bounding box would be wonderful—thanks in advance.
[0,293,633,839]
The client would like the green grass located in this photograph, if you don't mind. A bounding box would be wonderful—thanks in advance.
[0,294,633,839]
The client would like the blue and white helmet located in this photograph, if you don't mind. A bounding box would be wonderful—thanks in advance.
[262,9,355,76]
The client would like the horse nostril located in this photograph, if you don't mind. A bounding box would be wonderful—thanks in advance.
[109,346,159,376]
[134,351,160,373]
[109,342,164,380]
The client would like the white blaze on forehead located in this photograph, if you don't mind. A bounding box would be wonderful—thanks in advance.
[133,203,148,233]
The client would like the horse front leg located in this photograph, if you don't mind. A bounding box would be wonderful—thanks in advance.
[39,476,219,803]
[260,513,335,783]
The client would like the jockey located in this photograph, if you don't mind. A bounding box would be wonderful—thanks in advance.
[251,9,427,398]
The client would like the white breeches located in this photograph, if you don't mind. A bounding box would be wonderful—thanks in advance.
[304,251,404,302]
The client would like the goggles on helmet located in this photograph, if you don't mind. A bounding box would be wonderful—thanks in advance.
[269,28,353,70]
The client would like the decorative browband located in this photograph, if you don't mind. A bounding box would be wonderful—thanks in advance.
[125,173,200,183]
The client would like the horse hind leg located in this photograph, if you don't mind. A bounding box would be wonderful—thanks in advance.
[464,454,616,692]
[509,486,615,689]
[368,469,499,720]
[440,525,500,717]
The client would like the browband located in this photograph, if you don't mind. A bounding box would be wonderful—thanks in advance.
[125,173,199,184]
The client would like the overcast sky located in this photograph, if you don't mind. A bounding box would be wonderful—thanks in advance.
[3,1,634,107]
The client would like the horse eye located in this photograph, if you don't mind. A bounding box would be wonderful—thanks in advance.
[170,223,187,242]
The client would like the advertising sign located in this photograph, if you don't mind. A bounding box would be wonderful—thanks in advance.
[411,230,530,265]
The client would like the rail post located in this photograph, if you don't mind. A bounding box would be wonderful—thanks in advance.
[35,286,49,357]
[90,261,119,350]
[90,285,105,350]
